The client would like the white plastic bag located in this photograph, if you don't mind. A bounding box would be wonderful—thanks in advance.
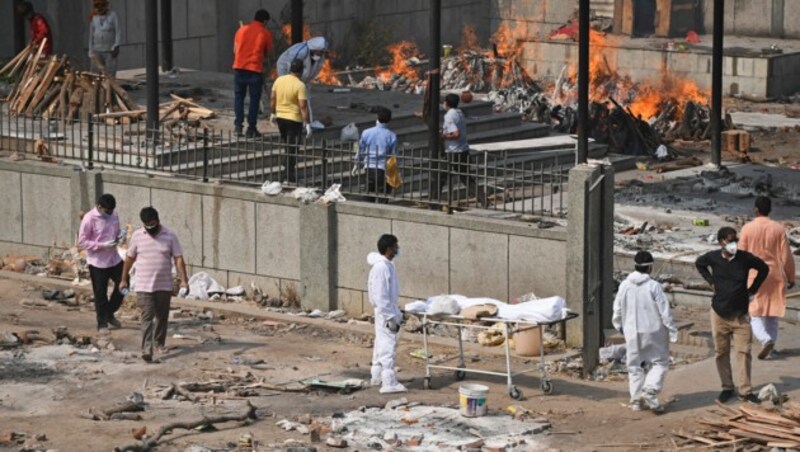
[261,181,282,196]
[188,272,226,300]
[319,184,346,204]
[340,122,359,142]
[292,187,320,204]
[428,295,461,316]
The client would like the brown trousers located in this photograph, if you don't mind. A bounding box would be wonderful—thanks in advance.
[136,291,172,356]
[711,310,753,395]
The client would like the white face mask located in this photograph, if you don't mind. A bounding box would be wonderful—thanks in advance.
[724,241,738,256]
[311,55,321,62]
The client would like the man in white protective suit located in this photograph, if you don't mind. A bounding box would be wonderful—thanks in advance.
[367,234,407,394]
[276,36,328,82]
[612,251,679,412]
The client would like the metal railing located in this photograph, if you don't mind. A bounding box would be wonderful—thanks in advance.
[0,105,567,217]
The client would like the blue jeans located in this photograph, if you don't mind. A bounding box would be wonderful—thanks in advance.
[234,69,263,129]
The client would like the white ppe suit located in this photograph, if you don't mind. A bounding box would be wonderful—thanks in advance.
[367,251,406,393]
[276,36,328,83]
[612,271,678,404]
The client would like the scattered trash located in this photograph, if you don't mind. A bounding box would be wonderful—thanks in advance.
[319,184,346,204]
[261,181,283,196]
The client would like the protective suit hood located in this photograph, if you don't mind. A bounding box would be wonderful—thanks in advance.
[626,271,651,286]
[307,37,327,51]
[367,251,385,266]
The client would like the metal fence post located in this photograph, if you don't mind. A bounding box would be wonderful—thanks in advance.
[447,153,453,214]
[321,139,329,188]
[202,127,209,182]
[87,116,94,170]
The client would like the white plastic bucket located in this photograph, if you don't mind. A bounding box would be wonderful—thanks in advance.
[459,384,489,417]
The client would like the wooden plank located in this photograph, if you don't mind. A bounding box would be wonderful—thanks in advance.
[728,421,800,442]
[35,85,61,116]
[109,78,137,111]
[57,72,74,120]
[740,406,800,427]
[96,109,146,119]
[655,0,671,37]
[0,44,31,76]
[621,0,634,35]
[673,431,717,445]
[714,401,740,415]
[26,56,63,115]
[13,73,42,113]
[729,428,780,444]
[768,441,800,448]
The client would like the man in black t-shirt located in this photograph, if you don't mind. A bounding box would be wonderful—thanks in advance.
[696,227,769,404]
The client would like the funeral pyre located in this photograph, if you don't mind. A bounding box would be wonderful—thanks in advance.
[343,24,714,156]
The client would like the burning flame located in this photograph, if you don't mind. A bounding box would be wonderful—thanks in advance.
[376,41,421,83]
[317,58,342,85]
[569,29,708,121]
[281,23,311,43]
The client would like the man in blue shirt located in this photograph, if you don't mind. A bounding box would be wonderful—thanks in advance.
[353,108,397,203]
[437,94,488,207]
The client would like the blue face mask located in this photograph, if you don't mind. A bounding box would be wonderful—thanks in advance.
[99,207,111,218]
[393,246,400,257]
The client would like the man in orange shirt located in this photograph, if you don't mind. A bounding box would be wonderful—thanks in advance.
[739,196,796,359]
[233,10,273,138]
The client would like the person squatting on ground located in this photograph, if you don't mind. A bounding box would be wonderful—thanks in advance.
[739,196,796,360]
[232,9,274,138]
[88,0,121,76]
[367,234,407,394]
[119,207,188,363]
[16,1,52,56]
[78,194,126,333]
[353,107,397,203]
[271,58,310,183]
[612,251,678,412]
[696,226,769,404]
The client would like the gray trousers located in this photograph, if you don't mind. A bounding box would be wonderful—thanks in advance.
[136,291,171,355]
[91,51,118,76]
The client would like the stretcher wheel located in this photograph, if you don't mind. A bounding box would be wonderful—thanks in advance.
[509,386,522,400]
[423,377,432,390]
[541,380,553,395]
[455,368,466,381]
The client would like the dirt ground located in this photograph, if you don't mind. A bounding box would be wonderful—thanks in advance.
[1,276,799,452]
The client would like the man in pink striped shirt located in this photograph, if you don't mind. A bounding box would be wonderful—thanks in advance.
[78,194,125,333]
[119,207,188,362]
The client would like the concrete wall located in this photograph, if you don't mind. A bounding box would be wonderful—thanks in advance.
[1,0,494,73]
[702,0,800,39]
[0,159,568,320]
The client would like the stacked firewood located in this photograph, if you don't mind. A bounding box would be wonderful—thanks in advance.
[1,41,216,128]
[0,41,138,122]
[675,401,800,449]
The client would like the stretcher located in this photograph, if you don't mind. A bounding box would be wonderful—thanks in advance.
[411,311,579,399]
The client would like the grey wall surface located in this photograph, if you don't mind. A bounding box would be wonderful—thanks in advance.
[0,159,569,322]
[1,0,494,73]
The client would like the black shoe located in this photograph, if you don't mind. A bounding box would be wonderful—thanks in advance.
[718,389,735,403]
[758,341,774,360]
[235,126,244,137]
[141,353,152,363]
[108,316,121,328]
[246,128,262,138]
[739,393,761,404]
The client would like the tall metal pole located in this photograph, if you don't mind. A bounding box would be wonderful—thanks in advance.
[145,0,159,138]
[429,0,441,157]
[13,0,25,54]
[577,0,590,164]
[711,0,724,167]
[161,0,173,71]
[291,0,304,44]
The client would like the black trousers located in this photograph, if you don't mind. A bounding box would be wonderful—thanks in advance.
[277,118,303,183]
[89,262,124,329]
[366,168,391,204]
[436,151,487,206]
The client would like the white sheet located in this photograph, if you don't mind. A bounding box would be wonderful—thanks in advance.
[405,294,569,324]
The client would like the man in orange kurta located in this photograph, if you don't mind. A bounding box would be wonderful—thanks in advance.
[739,196,796,360]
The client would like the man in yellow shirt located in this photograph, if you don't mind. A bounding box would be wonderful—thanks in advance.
[270,59,310,183]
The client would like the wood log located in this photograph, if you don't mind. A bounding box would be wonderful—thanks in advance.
[727,420,800,442]
[26,55,63,115]
[0,43,33,77]
[113,402,258,452]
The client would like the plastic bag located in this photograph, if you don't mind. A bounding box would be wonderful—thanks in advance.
[188,272,226,300]
[385,155,402,189]
[292,187,320,204]
[340,122,359,142]
[261,181,282,196]
[428,295,460,316]
[319,183,346,204]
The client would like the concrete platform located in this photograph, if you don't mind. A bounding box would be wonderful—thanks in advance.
[520,34,800,99]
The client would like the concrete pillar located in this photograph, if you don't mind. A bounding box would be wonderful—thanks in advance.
[299,203,337,311]
[566,163,614,375]
[70,171,102,240]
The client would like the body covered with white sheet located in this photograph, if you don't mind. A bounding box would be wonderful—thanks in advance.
[367,250,405,393]
[613,270,678,408]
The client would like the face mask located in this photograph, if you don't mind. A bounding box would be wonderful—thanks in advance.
[393,246,400,257]
[724,241,738,256]
[145,224,160,237]
[311,55,321,62]
[99,207,111,218]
